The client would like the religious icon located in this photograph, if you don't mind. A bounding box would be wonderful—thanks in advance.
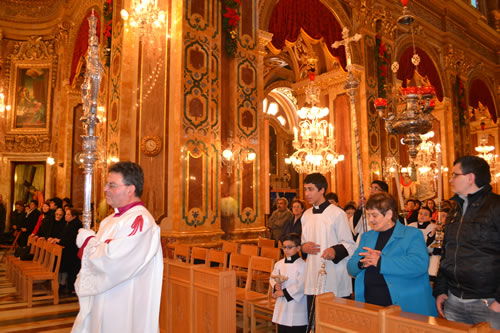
[14,67,51,129]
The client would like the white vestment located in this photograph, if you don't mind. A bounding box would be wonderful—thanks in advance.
[270,256,308,327]
[72,205,163,333]
[301,204,355,297]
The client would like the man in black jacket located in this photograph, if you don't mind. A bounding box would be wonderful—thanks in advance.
[434,156,500,329]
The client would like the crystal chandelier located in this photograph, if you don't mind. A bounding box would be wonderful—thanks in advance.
[120,0,166,38]
[475,134,500,181]
[375,0,436,159]
[287,68,344,174]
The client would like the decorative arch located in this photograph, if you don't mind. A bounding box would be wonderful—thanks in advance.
[266,87,298,131]
[396,46,444,101]
[468,78,497,123]
[266,0,347,70]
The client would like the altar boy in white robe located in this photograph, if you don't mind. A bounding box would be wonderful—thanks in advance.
[73,161,163,333]
[271,233,308,333]
[301,173,356,331]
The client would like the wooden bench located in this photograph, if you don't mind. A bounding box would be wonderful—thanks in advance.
[315,293,496,333]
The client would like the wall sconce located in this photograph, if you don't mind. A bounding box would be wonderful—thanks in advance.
[46,157,55,165]
[221,134,256,175]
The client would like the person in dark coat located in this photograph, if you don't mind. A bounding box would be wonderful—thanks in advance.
[281,199,305,241]
[35,201,55,239]
[57,209,82,293]
[18,200,40,247]
[49,207,66,240]
[11,200,25,236]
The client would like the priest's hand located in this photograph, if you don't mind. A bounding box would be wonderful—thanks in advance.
[272,290,284,298]
[321,247,336,260]
[301,242,320,255]
[76,228,96,248]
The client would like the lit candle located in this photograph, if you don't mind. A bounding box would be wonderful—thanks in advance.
[393,167,406,224]
[437,145,443,205]
[329,124,333,137]
[294,127,298,141]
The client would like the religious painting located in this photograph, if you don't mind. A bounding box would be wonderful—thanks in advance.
[9,62,52,133]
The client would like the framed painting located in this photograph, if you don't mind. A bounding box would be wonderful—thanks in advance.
[8,61,53,133]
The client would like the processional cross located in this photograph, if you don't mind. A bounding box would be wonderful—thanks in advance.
[332,28,368,232]
[80,10,103,230]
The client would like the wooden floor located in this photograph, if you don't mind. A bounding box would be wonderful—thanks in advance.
[0,251,79,333]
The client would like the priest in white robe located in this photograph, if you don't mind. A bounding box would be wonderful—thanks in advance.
[72,161,163,333]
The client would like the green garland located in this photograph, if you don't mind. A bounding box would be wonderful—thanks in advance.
[222,0,241,57]
[103,0,113,66]
[376,35,390,98]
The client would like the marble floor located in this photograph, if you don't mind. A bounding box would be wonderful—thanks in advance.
[0,251,78,333]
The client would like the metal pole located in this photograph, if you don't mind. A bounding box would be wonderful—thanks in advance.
[80,10,103,230]
[333,28,366,231]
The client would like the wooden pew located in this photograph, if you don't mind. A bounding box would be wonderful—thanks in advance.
[315,293,384,333]
[162,259,236,333]
[165,260,193,333]
[192,266,235,333]
[382,305,492,333]
[315,293,496,333]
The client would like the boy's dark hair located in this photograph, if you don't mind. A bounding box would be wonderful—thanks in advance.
[325,192,339,203]
[282,233,301,246]
[304,173,328,193]
[454,155,491,187]
[109,161,144,197]
[371,180,389,193]
[344,204,356,211]
[419,206,433,216]
[15,200,24,206]
[31,200,38,207]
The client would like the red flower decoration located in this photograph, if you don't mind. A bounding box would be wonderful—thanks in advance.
[374,98,388,107]
[223,7,240,28]
[104,22,112,38]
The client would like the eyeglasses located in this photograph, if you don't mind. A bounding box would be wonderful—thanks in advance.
[281,245,297,250]
[104,182,129,189]
[451,172,469,178]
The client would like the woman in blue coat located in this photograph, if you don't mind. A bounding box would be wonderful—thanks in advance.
[347,192,437,317]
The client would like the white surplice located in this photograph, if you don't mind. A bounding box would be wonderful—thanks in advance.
[72,205,163,333]
[270,256,308,327]
[301,204,355,297]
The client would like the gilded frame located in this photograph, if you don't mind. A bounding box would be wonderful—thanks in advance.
[8,59,53,134]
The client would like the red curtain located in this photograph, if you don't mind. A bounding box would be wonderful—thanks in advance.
[268,0,346,70]
[397,47,443,101]
[70,11,101,85]
[469,79,497,123]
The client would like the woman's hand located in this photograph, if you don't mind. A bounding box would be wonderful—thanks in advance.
[359,247,381,268]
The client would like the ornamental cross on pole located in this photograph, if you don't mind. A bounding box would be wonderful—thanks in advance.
[332,27,361,70]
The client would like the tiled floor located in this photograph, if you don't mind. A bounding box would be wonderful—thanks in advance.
[0,251,78,333]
